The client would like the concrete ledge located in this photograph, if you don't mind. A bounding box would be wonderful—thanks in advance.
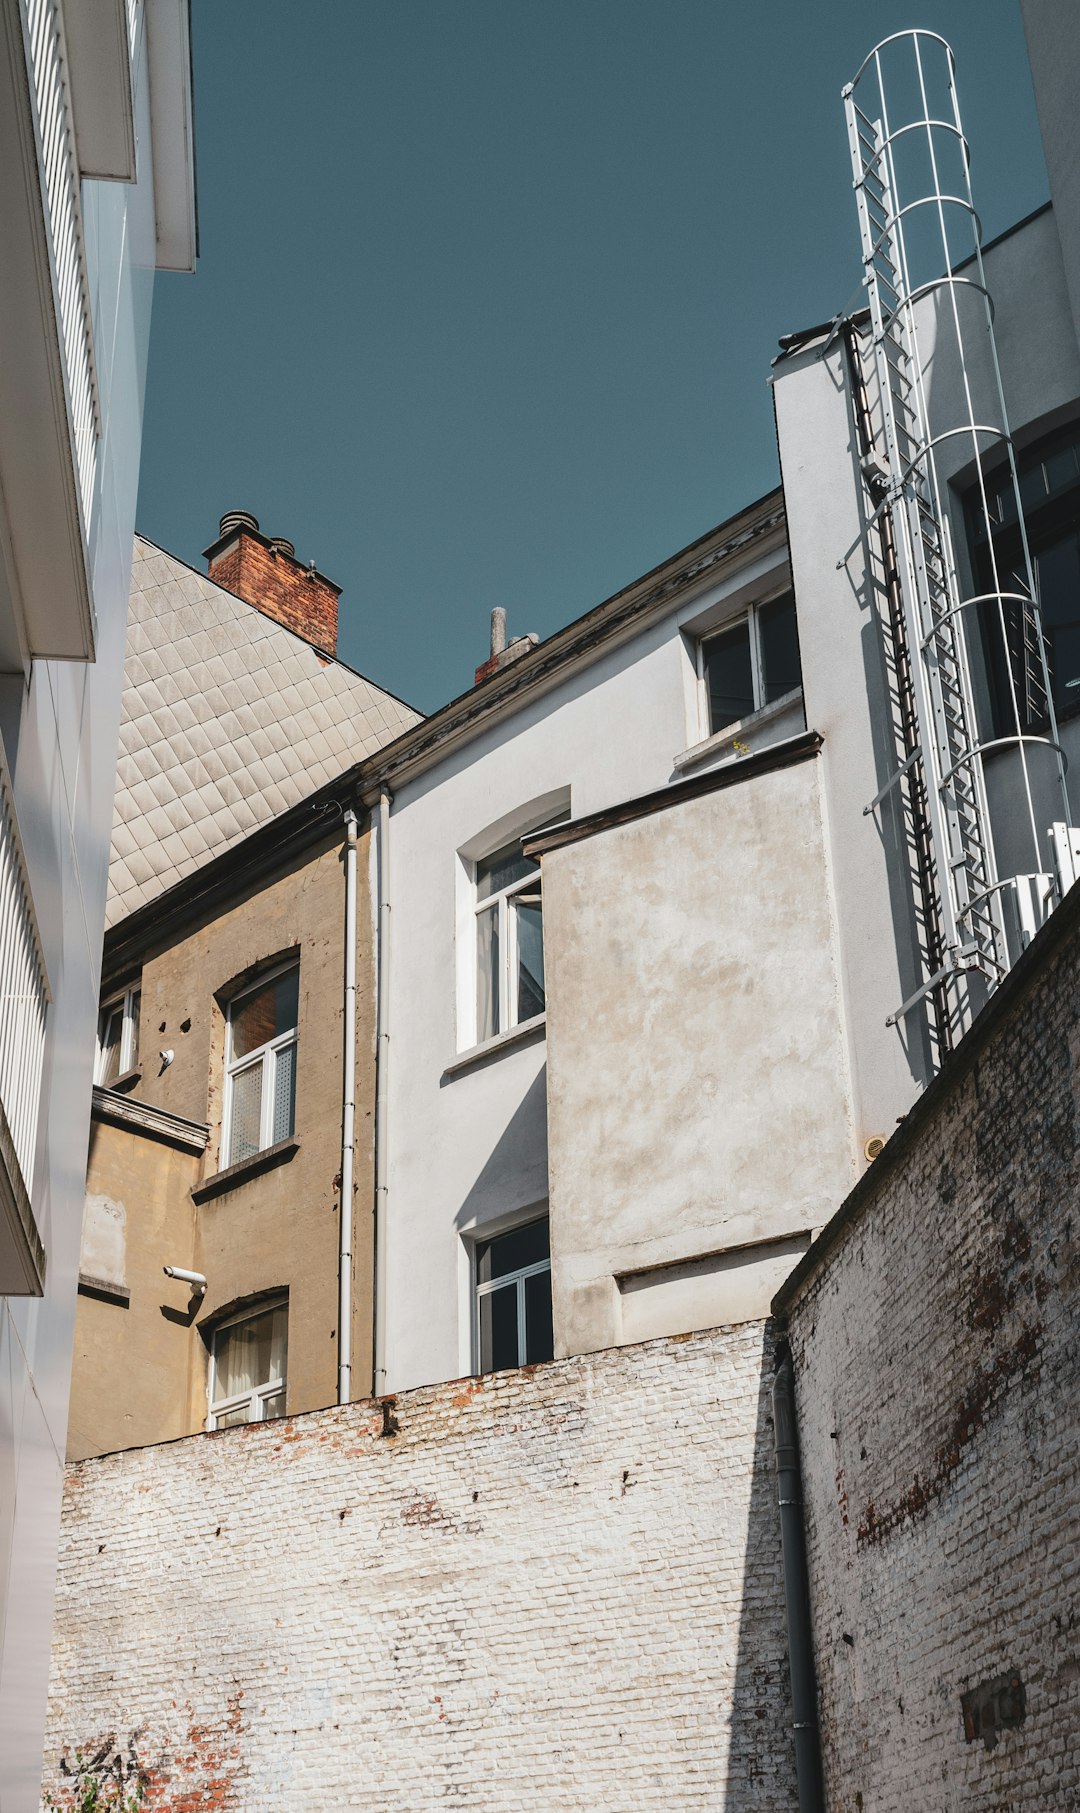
[192,1135,301,1203]
[93,1085,209,1154]
[78,1273,130,1307]
[523,730,823,858]
[442,1015,546,1080]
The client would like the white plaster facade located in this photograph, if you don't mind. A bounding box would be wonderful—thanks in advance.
[0,3,195,1803]
[376,499,822,1394]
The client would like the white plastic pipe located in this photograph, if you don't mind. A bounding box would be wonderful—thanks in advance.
[338,808,358,1405]
[372,787,392,1392]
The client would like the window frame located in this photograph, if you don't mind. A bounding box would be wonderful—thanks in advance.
[206,1294,288,1432]
[472,1215,553,1373]
[697,587,802,738]
[221,959,299,1169]
[95,984,141,1085]
[473,850,545,1044]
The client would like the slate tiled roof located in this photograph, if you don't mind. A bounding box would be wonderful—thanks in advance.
[107,538,421,926]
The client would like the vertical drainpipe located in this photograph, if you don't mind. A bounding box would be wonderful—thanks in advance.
[772,1340,826,1813]
[371,787,392,1394]
[338,807,358,1405]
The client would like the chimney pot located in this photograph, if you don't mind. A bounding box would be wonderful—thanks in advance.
[218,510,260,538]
[490,607,507,658]
[269,537,296,559]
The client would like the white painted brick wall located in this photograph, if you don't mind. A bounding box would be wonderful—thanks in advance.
[783,915,1080,1809]
[43,1323,796,1811]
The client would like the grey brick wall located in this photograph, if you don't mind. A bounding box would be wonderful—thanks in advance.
[43,1323,796,1811]
[780,906,1080,1810]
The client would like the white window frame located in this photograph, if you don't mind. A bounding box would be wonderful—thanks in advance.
[473,1217,552,1372]
[221,960,298,1169]
[697,587,801,737]
[473,855,544,1044]
[206,1295,288,1432]
[95,984,141,1085]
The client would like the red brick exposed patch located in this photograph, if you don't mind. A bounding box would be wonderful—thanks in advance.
[207,527,339,655]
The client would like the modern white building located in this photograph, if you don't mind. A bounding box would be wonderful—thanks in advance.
[0,0,195,1800]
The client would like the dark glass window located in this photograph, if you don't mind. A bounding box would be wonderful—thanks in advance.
[758,593,802,704]
[967,425,1080,734]
[702,592,802,733]
[703,621,754,731]
[475,1217,553,1372]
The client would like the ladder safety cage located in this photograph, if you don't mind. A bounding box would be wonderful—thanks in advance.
[842,30,1074,1046]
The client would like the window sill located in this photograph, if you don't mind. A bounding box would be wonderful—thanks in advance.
[192,1134,301,1203]
[442,1014,546,1081]
[674,688,803,773]
[99,1066,141,1093]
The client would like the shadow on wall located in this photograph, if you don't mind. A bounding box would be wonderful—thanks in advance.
[725,1323,799,1811]
[452,1065,549,1232]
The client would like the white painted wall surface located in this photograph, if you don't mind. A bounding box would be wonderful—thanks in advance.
[1022,0,1080,351]
[542,756,856,1358]
[773,204,1080,1152]
[381,534,800,1393]
[0,18,160,1807]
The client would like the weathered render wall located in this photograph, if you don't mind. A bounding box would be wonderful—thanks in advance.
[43,1323,796,1812]
[70,826,377,1460]
[542,746,856,1357]
[778,892,1080,1809]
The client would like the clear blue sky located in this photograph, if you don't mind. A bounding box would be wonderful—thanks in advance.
[136,0,1047,713]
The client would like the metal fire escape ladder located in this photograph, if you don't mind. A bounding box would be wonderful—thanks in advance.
[845,91,1006,996]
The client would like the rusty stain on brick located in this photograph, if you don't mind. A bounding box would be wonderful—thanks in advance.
[857,1323,1041,1547]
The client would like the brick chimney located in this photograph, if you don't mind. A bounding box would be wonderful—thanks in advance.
[474,607,539,684]
[203,512,341,655]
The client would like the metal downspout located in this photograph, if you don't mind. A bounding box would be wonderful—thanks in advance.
[772,1342,825,1813]
[372,787,392,1393]
[338,808,358,1404]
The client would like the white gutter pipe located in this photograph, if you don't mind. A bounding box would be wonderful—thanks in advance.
[338,807,358,1404]
[372,787,392,1392]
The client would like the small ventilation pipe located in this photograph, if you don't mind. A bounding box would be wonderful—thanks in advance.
[772,1342,825,1813]
[338,808,358,1404]
[370,786,392,1392]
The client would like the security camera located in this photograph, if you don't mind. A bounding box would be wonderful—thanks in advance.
[163,1266,206,1296]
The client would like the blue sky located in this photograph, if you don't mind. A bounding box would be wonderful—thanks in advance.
[136,1,1047,713]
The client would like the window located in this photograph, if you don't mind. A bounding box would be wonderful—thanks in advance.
[700,590,802,735]
[474,840,546,1043]
[96,985,140,1085]
[223,963,298,1168]
[208,1298,287,1429]
[474,1216,553,1372]
[966,424,1080,736]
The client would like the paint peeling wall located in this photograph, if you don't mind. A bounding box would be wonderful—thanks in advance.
[542,751,856,1357]
[781,901,1080,1807]
[42,1323,796,1811]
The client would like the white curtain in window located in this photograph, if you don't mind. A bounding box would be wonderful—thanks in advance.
[216,1303,287,1400]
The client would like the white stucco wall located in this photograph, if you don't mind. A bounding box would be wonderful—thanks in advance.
[0,22,161,1809]
[541,752,856,1357]
[381,530,801,1394]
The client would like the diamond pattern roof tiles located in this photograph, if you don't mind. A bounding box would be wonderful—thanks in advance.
[106,538,421,926]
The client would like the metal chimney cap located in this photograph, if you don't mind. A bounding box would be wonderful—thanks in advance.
[268,537,296,559]
[218,510,260,538]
